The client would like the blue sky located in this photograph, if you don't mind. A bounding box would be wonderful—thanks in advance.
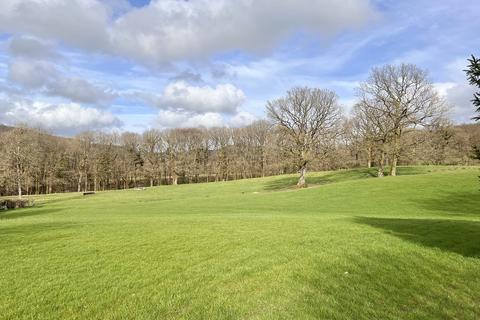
[0,0,478,135]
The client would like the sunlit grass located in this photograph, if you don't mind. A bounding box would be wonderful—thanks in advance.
[1,166,479,319]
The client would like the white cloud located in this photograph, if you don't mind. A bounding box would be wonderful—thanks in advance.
[185,113,224,128]
[140,81,246,114]
[0,98,121,133]
[8,35,59,60]
[47,77,117,104]
[435,82,477,123]
[229,111,257,127]
[170,70,203,83]
[111,0,376,64]
[0,0,377,65]
[155,110,224,129]
[8,59,57,88]
[154,109,261,129]
[154,110,188,128]
[339,98,357,114]
[0,0,111,51]
[8,59,116,104]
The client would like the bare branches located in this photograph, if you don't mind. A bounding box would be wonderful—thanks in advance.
[267,87,342,186]
[355,64,448,176]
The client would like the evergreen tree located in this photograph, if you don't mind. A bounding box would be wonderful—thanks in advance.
[465,55,480,121]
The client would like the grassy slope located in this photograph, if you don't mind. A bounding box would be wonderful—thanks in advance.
[0,166,479,319]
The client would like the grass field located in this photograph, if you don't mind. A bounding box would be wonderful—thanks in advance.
[1,166,479,319]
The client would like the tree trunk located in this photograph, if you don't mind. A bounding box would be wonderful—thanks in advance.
[77,173,82,192]
[390,154,398,176]
[261,152,266,177]
[172,174,178,185]
[367,147,372,168]
[150,177,154,187]
[390,134,400,176]
[16,161,22,199]
[297,165,307,188]
[377,152,385,177]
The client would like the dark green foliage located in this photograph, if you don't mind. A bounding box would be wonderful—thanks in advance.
[0,198,34,209]
[473,145,480,160]
[465,55,480,121]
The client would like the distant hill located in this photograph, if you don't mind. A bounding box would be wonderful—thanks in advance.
[0,124,14,133]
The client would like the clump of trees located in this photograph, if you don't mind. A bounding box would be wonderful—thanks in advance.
[1,63,479,197]
[355,64,447,177]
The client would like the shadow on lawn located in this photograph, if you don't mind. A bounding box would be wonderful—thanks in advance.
[412,191,480,216]
[263,166,432,191]
[0,207,63,220]
[0,222,81,249]
[0,221,79,236]
[355,217,480,258]
[263,168,378,191]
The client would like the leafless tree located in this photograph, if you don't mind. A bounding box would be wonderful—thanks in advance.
[0,103,477,197]
[120,132,144,188]
[267,87,342,187]
[357,64,448,176]
[247,120,271,177]
[352,101,393,177]
[2,127,39,199]
[141,129,163,187]
[94,132,119,191]
[75,132,95,192]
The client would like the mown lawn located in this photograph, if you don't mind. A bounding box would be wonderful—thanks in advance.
[0,166,479,319]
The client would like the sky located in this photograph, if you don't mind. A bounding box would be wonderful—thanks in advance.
[0,0,478,135]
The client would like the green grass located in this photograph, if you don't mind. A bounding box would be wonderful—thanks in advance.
[1,166,479,319]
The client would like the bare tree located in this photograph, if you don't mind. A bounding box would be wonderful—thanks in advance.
[352,102,393,177]
[164,129,181,185]
[94,132,118,191]
[210,127,232,182]
[0,106,477,197]
[121,132,144,188]
[357,64,447,176]
[2,127,38,199]
[267,87,342,187]
[75,132,95,192]
[141,129,163,187]
[247,120,271,177]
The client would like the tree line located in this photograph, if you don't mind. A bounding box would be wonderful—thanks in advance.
[1,63,479,197]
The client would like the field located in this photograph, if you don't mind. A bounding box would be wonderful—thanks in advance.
[1,166,479,319]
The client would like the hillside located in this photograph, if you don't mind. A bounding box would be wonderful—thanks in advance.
[0,166,479,319]
[0,124,13,133]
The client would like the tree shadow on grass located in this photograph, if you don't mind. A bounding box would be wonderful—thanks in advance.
[355,217,480,258]
[411,191,480,216]
[294,245,480,319]
[0,207,64,220]
[263,166,433,191]
[29,194,84,206]
[263,168,379,191]
[0,221,80,236]
[0,222,81,249]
